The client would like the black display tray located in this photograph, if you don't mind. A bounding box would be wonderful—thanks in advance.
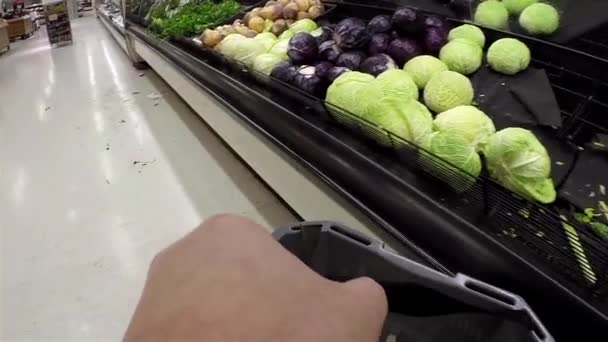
[127,23,608,339]
[174,0,608,316]
[365,0,608,64]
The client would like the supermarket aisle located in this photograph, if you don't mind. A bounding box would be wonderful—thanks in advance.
[0,15,296,340]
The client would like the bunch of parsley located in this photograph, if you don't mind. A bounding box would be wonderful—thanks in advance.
[150,0,240,39]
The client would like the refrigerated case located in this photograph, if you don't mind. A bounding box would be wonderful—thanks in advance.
[108,0,608,339]
[96,0,127,51]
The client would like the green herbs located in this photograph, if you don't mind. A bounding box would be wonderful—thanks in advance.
[149,0,240,39]
[574,205,608,238]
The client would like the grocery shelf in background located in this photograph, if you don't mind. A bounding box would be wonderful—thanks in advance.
[44,0,72,46]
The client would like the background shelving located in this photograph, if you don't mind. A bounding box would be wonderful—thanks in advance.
[44,0,71,46]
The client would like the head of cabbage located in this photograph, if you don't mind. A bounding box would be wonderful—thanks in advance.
[366,99,433,147]
[403,55,448,89]
[424,71,474,113]
[325,72,381,126]
[421,131,481,192]
[215,33,247,55]
[433,105,495,152]
[216,34,267,67]
[279,29,295,40]
[289,19,319,34]
[484,127,556,203]
[375,69,419,101]
[268,38,291,59]
[252,53,285,76]
[254,32,278,51]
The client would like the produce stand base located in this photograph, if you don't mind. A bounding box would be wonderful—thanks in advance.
[6,16,34,41]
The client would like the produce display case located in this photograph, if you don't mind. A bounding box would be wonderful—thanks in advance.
[97,0,125,33]
[122,0,608,339]
[97,0,128,51]
[399,0,608,65]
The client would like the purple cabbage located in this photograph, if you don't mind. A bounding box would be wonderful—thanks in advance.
[422,27,448,53]
[367,33,391,55]
[386,37,422,66]
[327,66,350,82]
[367,15,392,34]
[270,61,298,83]
[315,61,334,79]
[287,33,319,64]
[360,54,397,77]
[336,50,367,70]
[318,40,342,63]
[391,7,424,35]
[294,65,325,96]
[333,17,371,49]
[312,26,334,45]
[424,15,449,32]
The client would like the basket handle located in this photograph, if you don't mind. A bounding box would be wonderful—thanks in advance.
[273,221,554,342]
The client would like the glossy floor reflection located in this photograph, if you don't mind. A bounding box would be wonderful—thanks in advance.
[0,13,296,340]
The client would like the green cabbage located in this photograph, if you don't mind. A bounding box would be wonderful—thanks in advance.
[289,19,319,34]
[487,38,531,75]
[252,53,285,75]
[447,24,486,48]
[484,127,556,203]
[422,131,482,191]
[433,105,495,151]
[474,0,509,29]
[367,99,433,146]
[423,71,474,113]
[503,0,538,15]
[519,3,560,35]
[439,38,483,75]
[375,69,419,101]
[254,32,278,51]
[215,33,247,56]
[278,29,295,40]
[403,55,449,89]
[326,72,381,123]
[232,39,268,67]
[216,34,267,67]
[268,38,290,59]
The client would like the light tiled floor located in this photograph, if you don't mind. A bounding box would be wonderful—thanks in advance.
[0,13,296,340]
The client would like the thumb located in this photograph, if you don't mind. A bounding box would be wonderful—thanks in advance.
[342,277,388,318]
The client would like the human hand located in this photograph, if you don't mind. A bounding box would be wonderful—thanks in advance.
[124,214,388,342]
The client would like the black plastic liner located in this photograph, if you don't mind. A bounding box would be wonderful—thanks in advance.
[127,22,608,339]
[274,221,553,342]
